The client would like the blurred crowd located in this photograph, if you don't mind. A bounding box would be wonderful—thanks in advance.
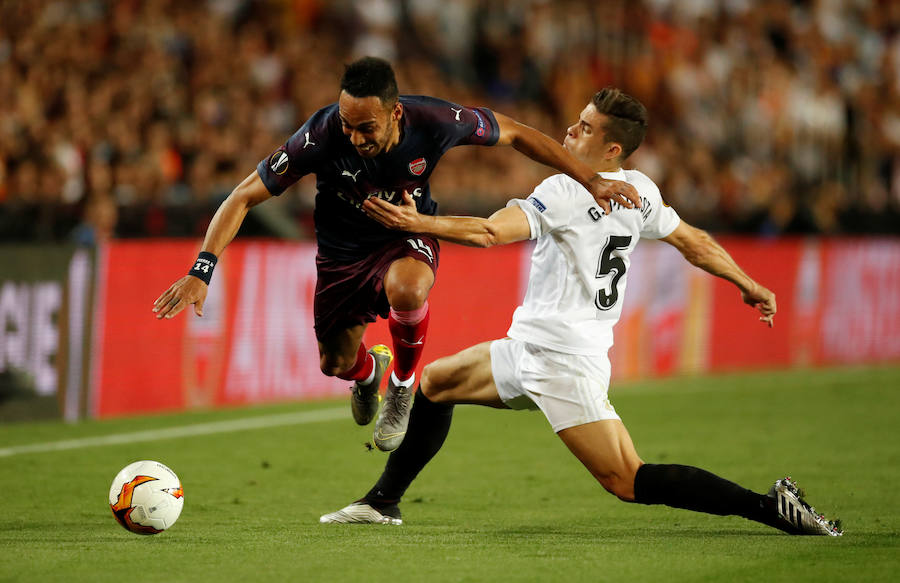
[1,0,898,244]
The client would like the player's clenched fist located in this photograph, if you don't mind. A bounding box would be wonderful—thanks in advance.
[153,276,208,319]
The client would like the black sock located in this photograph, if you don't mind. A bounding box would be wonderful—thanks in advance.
[364,389,454,507]
[633,463,777,527]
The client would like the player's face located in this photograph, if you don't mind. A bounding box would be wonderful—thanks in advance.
[563,104,616,165]
[339,91,402,158]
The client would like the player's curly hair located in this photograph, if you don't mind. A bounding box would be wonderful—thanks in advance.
[592,88,648,159]
[340,57,399,106]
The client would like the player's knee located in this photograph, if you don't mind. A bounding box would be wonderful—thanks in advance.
[420,362,449,402]
[420,363,439,399]
[388,284,429,311]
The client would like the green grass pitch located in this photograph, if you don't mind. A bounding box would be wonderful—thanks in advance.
[1,365,898,582]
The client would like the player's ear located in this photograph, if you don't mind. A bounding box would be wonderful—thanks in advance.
[606,142,623,161]
[391,101,403,122]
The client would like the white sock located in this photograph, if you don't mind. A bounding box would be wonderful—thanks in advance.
[390,371,415,389]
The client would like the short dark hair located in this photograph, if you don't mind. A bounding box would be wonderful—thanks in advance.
[340,57,399,106]
[591,88,648,159]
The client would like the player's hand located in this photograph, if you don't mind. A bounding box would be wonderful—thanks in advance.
[588,175,641,215]
[153,275,208,319]
[363,190,422,231]
[741,284,776,328]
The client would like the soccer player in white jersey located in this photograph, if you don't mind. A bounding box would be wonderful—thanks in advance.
[320,88,842,535]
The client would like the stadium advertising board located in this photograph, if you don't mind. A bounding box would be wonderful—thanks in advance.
[23,237,898,419]
[613,237,900,378]
[93,241,341,417]
[92,240,523,417]
[0,246,95,421]
[818,239,900,363]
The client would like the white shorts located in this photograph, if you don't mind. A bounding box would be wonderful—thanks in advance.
[490,337,620,433]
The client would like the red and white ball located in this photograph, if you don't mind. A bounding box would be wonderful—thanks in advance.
[109,460,184,535]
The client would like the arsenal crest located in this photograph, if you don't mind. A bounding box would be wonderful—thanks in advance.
[408,158,427,176]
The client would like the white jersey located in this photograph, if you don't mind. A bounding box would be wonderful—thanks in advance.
[506,169,680,356]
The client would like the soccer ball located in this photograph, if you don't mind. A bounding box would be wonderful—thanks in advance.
[109,460,184,535]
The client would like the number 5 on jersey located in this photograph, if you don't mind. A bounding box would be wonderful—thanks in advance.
[595,235,632,310]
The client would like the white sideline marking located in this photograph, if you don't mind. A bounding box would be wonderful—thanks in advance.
[0,407,348,458]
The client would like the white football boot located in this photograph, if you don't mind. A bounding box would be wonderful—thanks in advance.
[319,502,402,525]
[769,477,842,536]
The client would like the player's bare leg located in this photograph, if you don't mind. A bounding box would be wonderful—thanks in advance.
[384,257,435,312]
[420,341,508,407]
[373,257,436,450]
[319,323,392,426]
[317,323,368,377]
[556,420,644,501]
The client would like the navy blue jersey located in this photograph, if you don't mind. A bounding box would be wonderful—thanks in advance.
[257,95,500,260]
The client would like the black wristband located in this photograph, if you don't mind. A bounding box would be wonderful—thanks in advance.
[188,251,217,285]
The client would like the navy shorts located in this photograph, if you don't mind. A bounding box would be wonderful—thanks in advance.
[313,235,440,341]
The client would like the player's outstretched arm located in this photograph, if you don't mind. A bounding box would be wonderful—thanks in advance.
[363,191,531,248]
[491,112,640,215]
[153,172,272,320]
[660,221,776,327]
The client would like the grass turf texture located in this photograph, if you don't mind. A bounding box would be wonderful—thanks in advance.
[1,365,897,582]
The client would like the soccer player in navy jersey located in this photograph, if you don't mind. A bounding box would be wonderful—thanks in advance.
[152,57,641,450]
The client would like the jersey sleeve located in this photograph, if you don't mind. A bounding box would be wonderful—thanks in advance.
[436,100,500,148]
[635,173,681,239]
[505,175,574,240]
[256,105,335,196]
